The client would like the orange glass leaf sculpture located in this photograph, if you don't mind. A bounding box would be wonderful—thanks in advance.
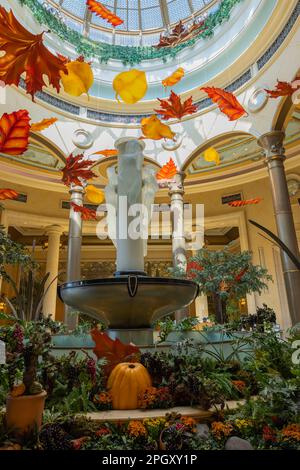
[86,0,123,27]
[0,6,67,100]
[162,68,185,88]
[156,158,178,180]
[0,188,19,201]
[61,154,97,187]
[0,110,30,155]
[140,115,175,141]
[91,329,140,377]
[155,91,198,120]
[92,149,119,157]
[228,198,262,207]
[70,202,98,221]
[31,117,57,132]
[201,87,247,121]
[265,80,300,98]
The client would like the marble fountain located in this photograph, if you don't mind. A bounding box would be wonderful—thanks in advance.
[58,138,198,345]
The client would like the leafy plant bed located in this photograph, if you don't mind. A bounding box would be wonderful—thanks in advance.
[0,319,299,450]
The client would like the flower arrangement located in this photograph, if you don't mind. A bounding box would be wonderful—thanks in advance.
[211,421,233,440]
[281,424,300,442]
[127,421,147,439]
[143,418,166,441]
[138,386,173,409]
[93,391,113,411]
[231,379,247,395]
[180,416,197,432]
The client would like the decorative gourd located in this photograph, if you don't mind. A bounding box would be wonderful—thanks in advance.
[107,362,151,410]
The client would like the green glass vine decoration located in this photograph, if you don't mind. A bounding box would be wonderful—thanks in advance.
[18,0,244,65]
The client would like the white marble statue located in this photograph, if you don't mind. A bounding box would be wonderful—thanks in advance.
[104,139,158,269]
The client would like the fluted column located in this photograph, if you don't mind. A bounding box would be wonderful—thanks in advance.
[64,185,84,329]
[169,172,188,321]
[42,225,63,319]
[258,131,300,325]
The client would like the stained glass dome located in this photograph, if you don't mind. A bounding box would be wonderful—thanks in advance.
[42,0,217,45]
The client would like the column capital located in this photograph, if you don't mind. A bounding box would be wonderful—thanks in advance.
[168,171,186,196]
[44,225,64,236]
[257,131,286,161]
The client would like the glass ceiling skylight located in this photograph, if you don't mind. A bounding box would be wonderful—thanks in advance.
[42,0,217,44]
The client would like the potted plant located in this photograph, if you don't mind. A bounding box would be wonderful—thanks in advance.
[0,265,62,433]
[3,320,51,435]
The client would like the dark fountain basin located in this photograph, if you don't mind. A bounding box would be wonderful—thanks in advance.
[58,275,199,345]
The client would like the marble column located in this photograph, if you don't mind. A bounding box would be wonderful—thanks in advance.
[169,172,188,321]
[42,225,63,319]
[169,172,187,269]
[258,131,300,325]
[64,185,84,329]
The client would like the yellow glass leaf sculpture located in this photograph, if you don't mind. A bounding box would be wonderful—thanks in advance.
[85,185,105,204]
[140,115,175,141]
[113,69,147,104]
[162,67,185,88]
[60,59,94,97]
[203,147,221,166]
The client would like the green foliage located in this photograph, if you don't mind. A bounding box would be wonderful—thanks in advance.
[154,316,200,342]
[0,225,36,282]
[0,319,52,394]
[39,351,106,413]
[18,0,244,66]
[1,270,57,322]
[173,248,272,300]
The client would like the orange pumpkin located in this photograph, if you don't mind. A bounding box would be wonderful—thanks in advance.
[107,362,151,410]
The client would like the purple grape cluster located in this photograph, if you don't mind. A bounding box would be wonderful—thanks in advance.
[86,358,96,382]
[12,323,24,353]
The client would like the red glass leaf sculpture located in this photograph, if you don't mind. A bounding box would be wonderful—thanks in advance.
[70,202,98,221]
[61,154,96,187]
[265,80,300,98]
[91,329,140,377]
[156,158,178,180]
[228,198,262,207]
[155,91,198,120]
[86,0,123,27]
[0,6,67,100]
[201,87,248,121]
[0,188,19,201]
[31,117,57,132]
[91,149,119,157]
[0,110,30,155]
